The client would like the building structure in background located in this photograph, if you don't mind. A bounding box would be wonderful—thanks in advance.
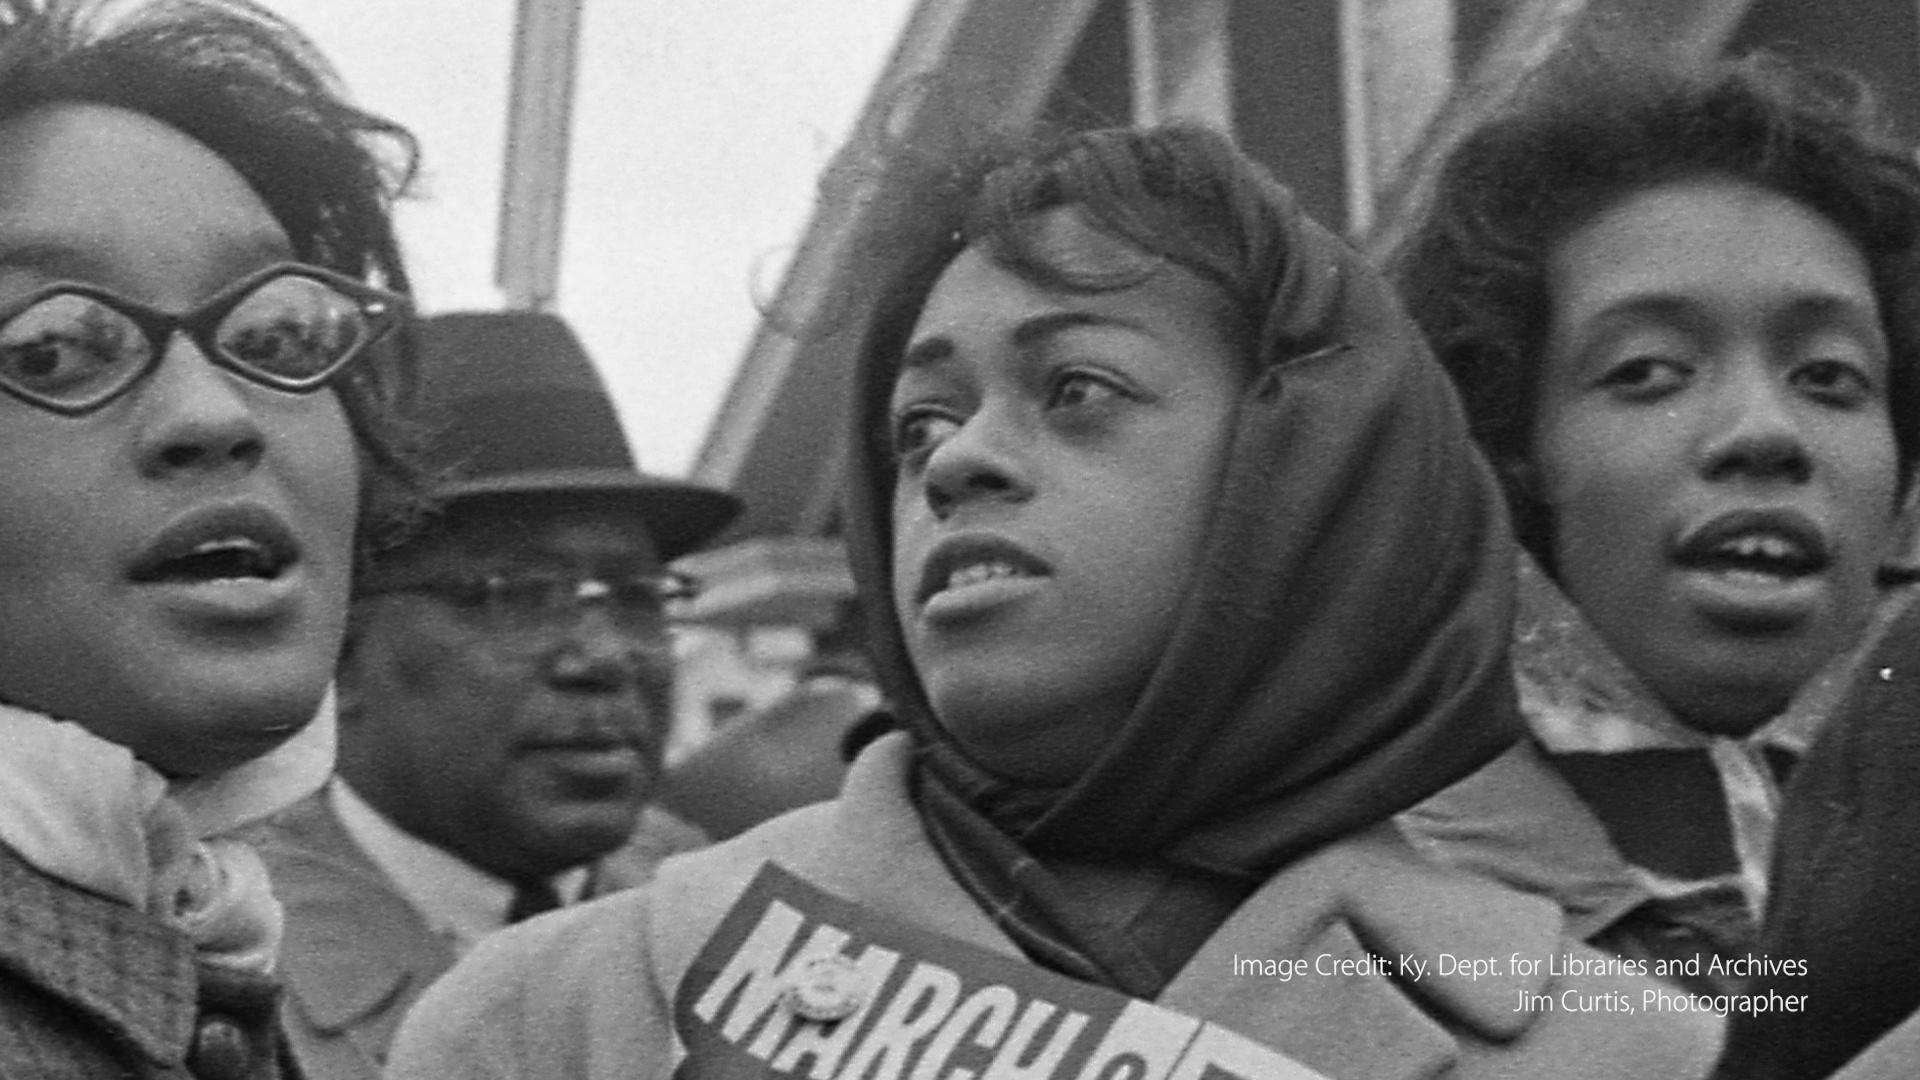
[670,0,1920,744]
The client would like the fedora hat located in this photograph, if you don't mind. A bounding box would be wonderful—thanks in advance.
[414,311,741,560]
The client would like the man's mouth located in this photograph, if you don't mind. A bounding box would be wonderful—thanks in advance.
[520,724,657,790]
[524,732,641,754]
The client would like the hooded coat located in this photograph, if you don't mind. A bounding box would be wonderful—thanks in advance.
[387,133,1719,1080]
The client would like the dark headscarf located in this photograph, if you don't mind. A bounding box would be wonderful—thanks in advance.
[840,126,1521,996]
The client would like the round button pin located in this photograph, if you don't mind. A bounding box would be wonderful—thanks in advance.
[781,955,866,1022]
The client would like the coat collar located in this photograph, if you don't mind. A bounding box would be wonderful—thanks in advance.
[1414,556,1870,924]
[803,735,1568,1080]
[251,793,454,1047]
[1399,740,1651,942]
[1159,825,1561,1080]
[1512,554,1827,758]
[0,840,195,1067]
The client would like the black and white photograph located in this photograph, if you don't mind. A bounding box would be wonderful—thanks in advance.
[1,2,1917,1078]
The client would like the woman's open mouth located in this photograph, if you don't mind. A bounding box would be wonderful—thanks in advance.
[1671,507,1832,629]
[128,503,303,618]
[915,535,1052,625]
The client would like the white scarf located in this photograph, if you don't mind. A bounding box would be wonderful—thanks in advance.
[0,691,335,975]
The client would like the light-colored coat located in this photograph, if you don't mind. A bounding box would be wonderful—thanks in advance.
[388,734,1722,1080]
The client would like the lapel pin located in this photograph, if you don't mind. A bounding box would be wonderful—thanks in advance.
[781,954,867,1022]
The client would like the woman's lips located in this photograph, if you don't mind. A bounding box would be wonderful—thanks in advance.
[128,502,306,622]
[1671,506,1829,579]
[129,502,300,584]
[1670,507,1836,631]
[921,572,1048,625]
[915,534,1053,606]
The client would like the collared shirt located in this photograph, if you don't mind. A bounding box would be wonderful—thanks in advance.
[1509,555,1827,921]
[329,780,586,954]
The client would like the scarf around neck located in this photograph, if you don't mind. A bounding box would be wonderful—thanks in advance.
[0,691,336,975]
[842,172,1522,995]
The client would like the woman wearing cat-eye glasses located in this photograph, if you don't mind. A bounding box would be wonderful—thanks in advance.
[0,1,422,1075]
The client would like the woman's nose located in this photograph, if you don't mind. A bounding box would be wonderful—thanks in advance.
[1698,362,1812,485]
[920,412,1034,520]
[135,333,266,480]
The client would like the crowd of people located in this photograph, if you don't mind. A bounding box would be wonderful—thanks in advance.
[2,1,1918,1078]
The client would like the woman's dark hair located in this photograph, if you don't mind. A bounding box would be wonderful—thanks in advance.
[845,123,1300,410]
[0,0,425,551]
[1393,48,1920,561]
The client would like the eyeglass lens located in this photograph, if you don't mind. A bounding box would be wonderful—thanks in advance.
[488,575,687,628]
[0,272,377,410]
[220,274,374,381]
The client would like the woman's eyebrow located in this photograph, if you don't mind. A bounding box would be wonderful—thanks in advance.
[1010,310,1145,349]
[1769,293,1884,341]
[1581,292,1697,329]
[900,336,954,372]
[901,309,1150,372]
[1562,293,1707,353]
[0,239,105,282]
[0,233,293,294]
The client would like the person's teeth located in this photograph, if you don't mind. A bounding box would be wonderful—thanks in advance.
[1718,535,1797,561]
[947,561,1022,591]
[194,537,258,556]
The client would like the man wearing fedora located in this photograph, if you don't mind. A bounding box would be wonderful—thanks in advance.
[250,311,741,1078]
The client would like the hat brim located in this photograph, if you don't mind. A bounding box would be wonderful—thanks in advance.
[434,469,742,561]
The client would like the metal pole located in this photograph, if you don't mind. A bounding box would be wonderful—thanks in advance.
[497,0,584,311]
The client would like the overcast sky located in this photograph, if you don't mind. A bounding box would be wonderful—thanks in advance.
[259,1,914,476]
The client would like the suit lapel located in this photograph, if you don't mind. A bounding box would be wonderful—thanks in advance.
[259,796,455,1055]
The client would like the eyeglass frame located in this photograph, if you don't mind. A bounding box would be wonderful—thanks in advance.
[0,261,407,417]
[354,569,704,631]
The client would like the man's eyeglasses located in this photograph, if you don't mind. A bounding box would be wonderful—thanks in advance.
[358,571,702,631]
[0,262,405,416]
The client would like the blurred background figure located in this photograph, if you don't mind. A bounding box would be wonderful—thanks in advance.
[250,311,739,1078]
[657,599,886,840]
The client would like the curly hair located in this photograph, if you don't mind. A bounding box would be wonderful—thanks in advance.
[1393,49,1920,560]
[0,0,426,552]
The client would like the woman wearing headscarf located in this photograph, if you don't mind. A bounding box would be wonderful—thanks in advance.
[389,124,1718,1080]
